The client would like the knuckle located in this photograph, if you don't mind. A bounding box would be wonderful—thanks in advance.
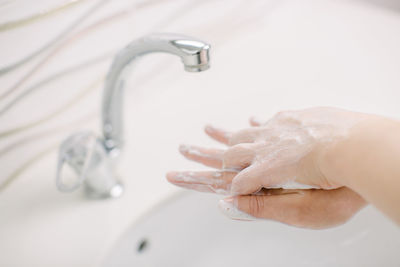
[234,143,254,152]
[269,110,305,127]
[266,111,289,125]
[229,129,256,145]
[222,148,231,159]
[248,195,265,217]
[224,144,254,159]
[228,135,239,146]
[275,110,290,119]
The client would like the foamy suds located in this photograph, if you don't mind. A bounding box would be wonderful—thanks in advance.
[218,199,256,221]
[273,180,319,190]
[179,144,221,160]
[174,172,224,186]
[171,171,229,195]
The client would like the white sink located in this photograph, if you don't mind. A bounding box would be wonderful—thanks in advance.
[104,192,400,267]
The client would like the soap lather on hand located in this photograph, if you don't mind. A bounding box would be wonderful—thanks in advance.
[167,107,400,229]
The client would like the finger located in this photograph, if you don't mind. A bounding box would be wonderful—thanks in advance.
[204,125,232,145]
[229,164,264,195]
[229,128,261,146]
[219,193,305,222]
[219,187,367,229]
[166,171,298,196]
[218,189,306,221]
[223,143,257,170]
[166,171,236,195]
[249,116,264,127]
[230,162,311,195]
[235,193,307,224]
[179,144,224,169]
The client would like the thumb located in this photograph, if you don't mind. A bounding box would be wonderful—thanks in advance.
[218,193,304,222]
[218,188,366,229]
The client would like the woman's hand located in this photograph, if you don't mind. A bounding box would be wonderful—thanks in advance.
[167,107,370,229]
[221,187,366,229]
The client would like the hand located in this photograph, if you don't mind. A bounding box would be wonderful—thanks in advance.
[167,107,369,229]
[220,187,366,229]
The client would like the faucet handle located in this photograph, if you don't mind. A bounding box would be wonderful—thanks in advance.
[56,131,96,192]
[56,131,123,198]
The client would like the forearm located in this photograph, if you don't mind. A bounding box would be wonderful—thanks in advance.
[320,117,400,224]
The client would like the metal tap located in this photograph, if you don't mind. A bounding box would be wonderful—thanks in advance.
[56,33,211,198]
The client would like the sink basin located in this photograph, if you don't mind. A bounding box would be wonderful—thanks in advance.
[104,192,400,266]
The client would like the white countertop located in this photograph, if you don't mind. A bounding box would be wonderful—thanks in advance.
[1,0,400,266]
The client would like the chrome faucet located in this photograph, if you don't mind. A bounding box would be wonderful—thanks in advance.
[56,33,211,199]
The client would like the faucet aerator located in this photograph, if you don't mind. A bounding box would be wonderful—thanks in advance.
[184,64,210,72]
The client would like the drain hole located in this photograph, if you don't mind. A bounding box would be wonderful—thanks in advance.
[136,238,148,253]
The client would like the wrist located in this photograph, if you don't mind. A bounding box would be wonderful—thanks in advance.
[317,117,399,189]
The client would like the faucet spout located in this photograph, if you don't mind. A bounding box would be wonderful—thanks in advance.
[102,33,211,155]
[56,33,210,199]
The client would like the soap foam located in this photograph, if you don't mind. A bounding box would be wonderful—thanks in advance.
[273,180,319,190]
[218,199,257,221]
[179,144,221,160]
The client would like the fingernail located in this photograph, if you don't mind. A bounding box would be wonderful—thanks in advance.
[166,171,217,185]
[218,198,256,221]
[204,124,215,133]
[166,171,192,183]
[179,144,205,158]
[223,196,234,203]
[179,144,190,153]
[205,125,225,134]
[166,171,178,181]
[179,144,201,156]
[206,125,233,141]
[250,116,264,125]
